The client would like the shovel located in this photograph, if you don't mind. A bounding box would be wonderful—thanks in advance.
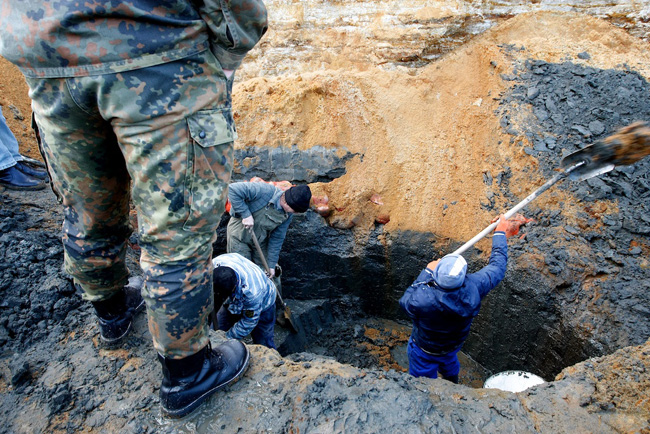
[452,121,650,256]
[246,227,299,333]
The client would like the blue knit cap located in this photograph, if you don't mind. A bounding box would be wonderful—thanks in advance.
[433,254,468,289]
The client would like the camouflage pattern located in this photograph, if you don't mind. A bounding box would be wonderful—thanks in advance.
[27,49,237,358]
[1,0,267,359]
[0,0,267,78]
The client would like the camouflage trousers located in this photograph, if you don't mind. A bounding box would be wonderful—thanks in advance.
[27,50,235,358]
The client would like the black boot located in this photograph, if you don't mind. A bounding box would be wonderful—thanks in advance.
[90,276,144,345]
[158,340,250,418]
[0,165,46,190]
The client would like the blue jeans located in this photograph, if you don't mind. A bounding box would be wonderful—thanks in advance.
[407,337,460,383]
[0,106,23,171]
[217,304,276,349]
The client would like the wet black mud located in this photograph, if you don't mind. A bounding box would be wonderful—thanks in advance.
[297,299,490,388]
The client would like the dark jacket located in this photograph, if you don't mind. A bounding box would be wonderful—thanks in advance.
[399,233,507,355]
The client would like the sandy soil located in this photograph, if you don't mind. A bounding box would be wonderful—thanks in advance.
[231,12,650,254]
[0,56,40,161]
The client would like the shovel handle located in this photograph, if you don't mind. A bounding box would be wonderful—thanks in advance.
[247,227,272,274]
[452,170,569,256]
[246,227,288,307]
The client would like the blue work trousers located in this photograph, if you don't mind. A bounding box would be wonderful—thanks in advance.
[217,304,276,349]
[0,106,23,171]
[407,337,460,383]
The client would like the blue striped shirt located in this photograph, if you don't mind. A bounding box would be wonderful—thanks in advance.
[212,253,277,339]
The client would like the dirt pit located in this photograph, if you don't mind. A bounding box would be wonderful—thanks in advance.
[292,301,491,389]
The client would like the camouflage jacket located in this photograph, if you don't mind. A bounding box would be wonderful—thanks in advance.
[0,0,267,78]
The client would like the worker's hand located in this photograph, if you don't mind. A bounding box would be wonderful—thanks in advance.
[426,259,441,271]
[494,214,509,233]
[268,268,276,279]
[242,215,254,229]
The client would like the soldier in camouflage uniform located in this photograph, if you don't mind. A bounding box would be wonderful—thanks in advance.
[0,0,267,418]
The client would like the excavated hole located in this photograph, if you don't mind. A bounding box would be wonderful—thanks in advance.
[256,60,650,387]
[254,218,604,387]
[272,265,601,388]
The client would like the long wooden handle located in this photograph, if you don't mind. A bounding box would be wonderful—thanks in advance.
[247,227,287,307]
[247,227,272,274]
[452,170,569,256]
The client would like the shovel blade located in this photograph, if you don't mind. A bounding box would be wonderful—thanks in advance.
[566,161,615,181]
[561,121,650,181]
[283,305,299,333]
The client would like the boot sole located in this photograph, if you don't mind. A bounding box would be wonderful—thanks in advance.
[161,344,251,419]
[0,182,47,191]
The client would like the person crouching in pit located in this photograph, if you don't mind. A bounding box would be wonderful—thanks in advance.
[399,215,509,383]
[212,253,277,349]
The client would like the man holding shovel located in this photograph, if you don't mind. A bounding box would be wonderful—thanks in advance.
[227,181,312,275]
[226,181,311,323]
[399,215,509,383]
[212,253,277,349]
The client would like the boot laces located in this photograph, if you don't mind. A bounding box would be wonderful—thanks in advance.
[206,342,225,370]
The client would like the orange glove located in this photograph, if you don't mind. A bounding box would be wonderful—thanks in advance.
[492,213,534,237]
[494,214,509,233]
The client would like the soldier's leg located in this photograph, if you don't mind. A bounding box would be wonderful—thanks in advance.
[28,77,131,297]
[27,77,142,345]
[101,51,247,417]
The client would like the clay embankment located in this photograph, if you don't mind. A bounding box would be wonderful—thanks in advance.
[234,10,650,242]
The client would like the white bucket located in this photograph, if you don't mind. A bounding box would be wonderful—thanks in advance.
[483,370,545,393]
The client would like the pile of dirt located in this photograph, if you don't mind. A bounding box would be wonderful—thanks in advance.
[493,56,650,350]
[232,12,650,252]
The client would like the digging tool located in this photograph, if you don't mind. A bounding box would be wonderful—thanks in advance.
[452,121,650,256]
[247,227,299,333]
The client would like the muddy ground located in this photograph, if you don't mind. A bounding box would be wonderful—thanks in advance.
[1,188,649,433]
[1,3,650,434]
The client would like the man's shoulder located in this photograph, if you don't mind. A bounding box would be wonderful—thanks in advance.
[234,181,276,190]
[403,281,439,305]
[230,181,277,196]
